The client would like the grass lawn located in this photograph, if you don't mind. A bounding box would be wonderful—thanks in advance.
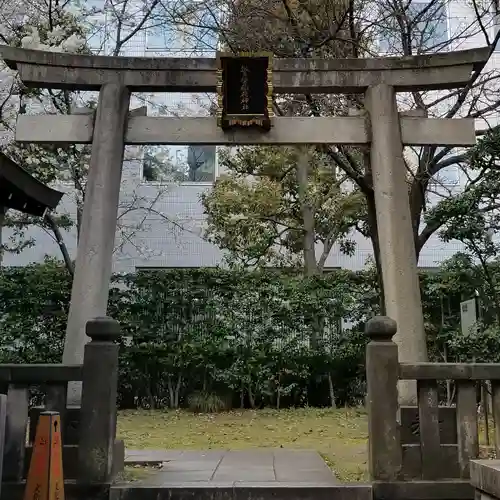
[117,407,368,482]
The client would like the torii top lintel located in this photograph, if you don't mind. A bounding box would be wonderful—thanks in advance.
[0,45,489,94]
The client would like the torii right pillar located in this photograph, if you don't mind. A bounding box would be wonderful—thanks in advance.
[365,84,425,404]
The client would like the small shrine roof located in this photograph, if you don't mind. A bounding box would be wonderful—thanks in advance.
[0,152,63,216]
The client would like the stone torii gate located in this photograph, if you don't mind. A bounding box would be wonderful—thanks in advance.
[0,45,489,403]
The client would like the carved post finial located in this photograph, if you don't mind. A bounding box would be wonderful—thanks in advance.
[365,315,397,342]
[85,316,121,342]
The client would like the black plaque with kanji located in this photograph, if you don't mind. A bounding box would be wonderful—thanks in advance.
[216,52,273,131]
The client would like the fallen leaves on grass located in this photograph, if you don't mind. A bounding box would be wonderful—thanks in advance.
[117,407,368,482]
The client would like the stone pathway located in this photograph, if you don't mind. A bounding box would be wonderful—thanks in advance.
[125,449,337,485]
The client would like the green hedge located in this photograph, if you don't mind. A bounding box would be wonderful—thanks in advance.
[1,259,498,410]
[111,268,377,409]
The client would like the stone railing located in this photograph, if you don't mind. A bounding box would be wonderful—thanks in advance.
[1,317,123,487]
[366,316,500,500]
[471,460,500,500]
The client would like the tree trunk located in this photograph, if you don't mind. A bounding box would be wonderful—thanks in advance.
[76,200,83,242]
[167,375,182,409]
[297,147,321,350]
[248,384,256,409]
[44,212,74,276]
[475,250,500,324]
[145,383,156,410]
[327,373,337,409]
[174,374,182,408]
[276,376,281,410]
[366,192,386,314]
[296,147,318,277]
[0,206,5,267]
[168,376,176,408]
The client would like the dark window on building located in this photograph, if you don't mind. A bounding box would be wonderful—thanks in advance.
[187,146,216,182]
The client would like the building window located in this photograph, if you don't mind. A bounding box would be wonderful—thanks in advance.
[187,146,216,182]
[190,9,218,52]
[142,149,161,182]
[142,146,216,183]
[85,0,104,10]
[493,3,500,52]
[146,24,179,52]
[439,166,460,186]
[142,147,180,182]
[419,267,440,274]
[378,1,448,54]
[145,10,218,55]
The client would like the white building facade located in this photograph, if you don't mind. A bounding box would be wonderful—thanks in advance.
[2,0,499,271]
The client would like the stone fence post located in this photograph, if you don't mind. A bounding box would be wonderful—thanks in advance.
[365,316,402,480]
[78,317,121,483]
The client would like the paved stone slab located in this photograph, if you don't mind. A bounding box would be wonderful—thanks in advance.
[125,449,223,465]
[127,449,337,486]
[274,451,333,481]
[145,470,216,483]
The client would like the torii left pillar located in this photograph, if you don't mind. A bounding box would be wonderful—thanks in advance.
[365,84,427,405]
[63,83,130,405]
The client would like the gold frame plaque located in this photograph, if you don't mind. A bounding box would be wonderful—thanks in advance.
[216,51,274,131]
